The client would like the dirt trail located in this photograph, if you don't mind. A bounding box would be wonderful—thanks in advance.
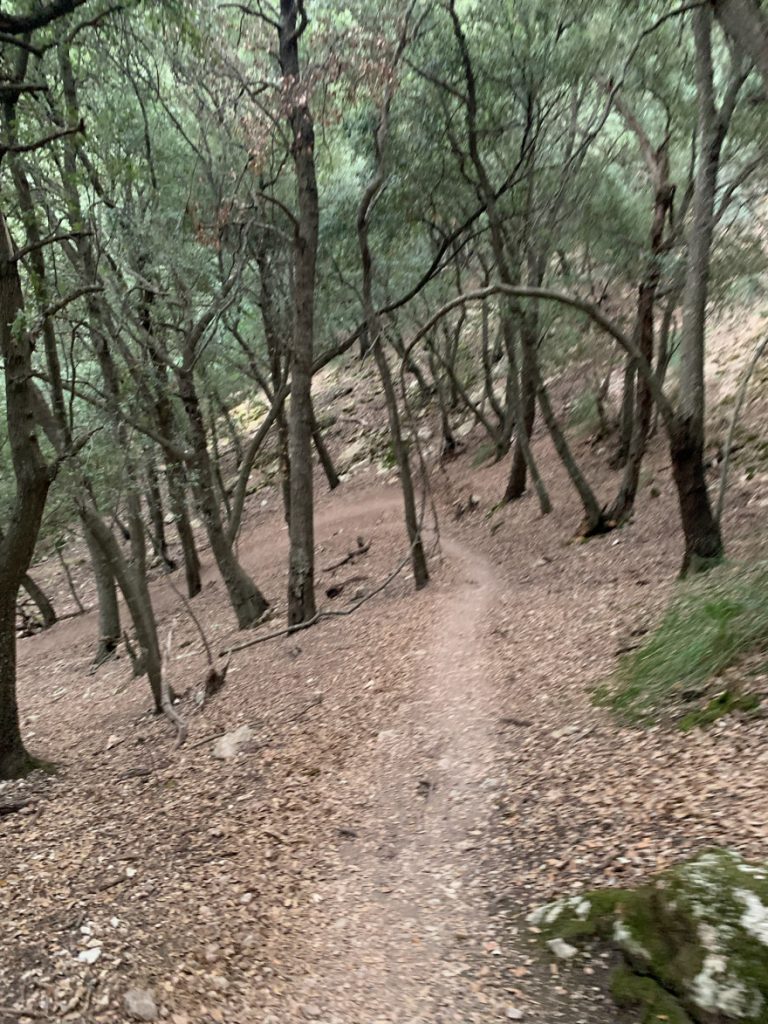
[258,520,612,1024]
[10,467,732,1024]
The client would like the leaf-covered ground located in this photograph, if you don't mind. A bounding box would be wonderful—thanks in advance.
[2,361,767,1023]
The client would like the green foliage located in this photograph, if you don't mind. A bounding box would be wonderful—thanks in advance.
[600,562,768,724]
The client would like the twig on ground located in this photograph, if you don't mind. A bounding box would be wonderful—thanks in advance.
[220,548,413,657]
[322,536,371,572]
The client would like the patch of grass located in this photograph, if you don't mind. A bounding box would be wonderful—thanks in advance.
[679,690,760,731]
[602,561,768,724]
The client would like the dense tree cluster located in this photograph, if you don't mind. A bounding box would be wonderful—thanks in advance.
[1,0,766,778]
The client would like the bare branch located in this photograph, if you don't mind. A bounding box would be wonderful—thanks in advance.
[0,119,84,157]
[0,0,90,34]
[11,230,91,263]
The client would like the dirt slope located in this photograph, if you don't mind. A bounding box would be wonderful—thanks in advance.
[1,419,767,1022]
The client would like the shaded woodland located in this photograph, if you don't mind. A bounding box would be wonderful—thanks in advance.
[1,0,767,775]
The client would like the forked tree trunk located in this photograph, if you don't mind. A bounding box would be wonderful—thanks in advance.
[80,507,165,710]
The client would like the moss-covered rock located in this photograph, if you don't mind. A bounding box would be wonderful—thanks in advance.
[528,849,768,1023]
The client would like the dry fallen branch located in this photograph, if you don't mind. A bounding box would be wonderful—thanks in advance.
[322,536,371,572]
[220,547,414,657]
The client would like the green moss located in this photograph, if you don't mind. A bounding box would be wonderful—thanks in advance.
[530,849,768,1024]
[679,691,760,731]
[611,967,694,1024]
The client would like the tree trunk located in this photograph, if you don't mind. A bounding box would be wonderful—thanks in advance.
[669,416,723,574]
[311,405,340,490]
[373,341,429,589]
[83,521,121,664]
[0,593,30,779]
[280,0,319,626]
[0,211,54,779]
[21,574,56,629]
[612,357,636,469]
[529,354,606,534]
[167,466,202,598]
[178,368,268,628]
[669,7,739,572]
[145,456,177,572]
[80,508,165,710]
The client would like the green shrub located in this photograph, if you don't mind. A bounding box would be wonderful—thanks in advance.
[601,561,768,724]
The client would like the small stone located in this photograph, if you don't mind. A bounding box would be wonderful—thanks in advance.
[301,1005,322,1019]
[124,988,158,1021]
[77,947,102,964]
[547,937,578,959]
[506,1009,525,1021]
[212,725,254,760]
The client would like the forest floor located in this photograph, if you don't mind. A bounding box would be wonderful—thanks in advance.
[2,348,768,1024]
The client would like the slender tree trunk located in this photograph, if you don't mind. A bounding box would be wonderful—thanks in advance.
[374,341,429,588]
[167,466,202,598]
[178,369,268,628]
[80,508,165,710]
[21,574,56,629]
[668,7,738,573]
[607,283,657,523]
[448,1,550,513]
[145,456,176,571]
[529,353,606,534]
[0,211,53,779]
[83,521,121,664]
[280,0,319,626]
[311,405,340,490]
[54,543,85,614]
[613,357,636,469]
[356,23,429,592]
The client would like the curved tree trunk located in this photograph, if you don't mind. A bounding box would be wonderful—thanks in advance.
[0,211,53,779]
